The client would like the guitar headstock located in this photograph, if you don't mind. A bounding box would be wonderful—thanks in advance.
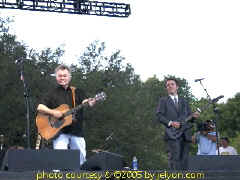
[95,92,107,102]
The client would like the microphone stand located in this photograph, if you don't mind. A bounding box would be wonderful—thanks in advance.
[16,59,31,149]
[197,79,220,155]
[199,80,211,101]
[95,132,122,154]
[97,132,114,152]
[212,103,221,156]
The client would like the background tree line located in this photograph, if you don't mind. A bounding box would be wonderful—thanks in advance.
[0,16,240,169]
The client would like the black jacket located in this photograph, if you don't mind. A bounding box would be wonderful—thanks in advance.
[156,96,193,141]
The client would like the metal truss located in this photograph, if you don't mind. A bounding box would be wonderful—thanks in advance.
[0,0,131,18]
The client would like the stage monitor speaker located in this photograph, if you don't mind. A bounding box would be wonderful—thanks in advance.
[81,151,123,171]
[1,149,80,171]
[188,155,240,171]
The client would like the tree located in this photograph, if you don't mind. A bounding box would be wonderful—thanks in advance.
[4,15,240,169]
[218,93,240,137]
[0,16,66,148]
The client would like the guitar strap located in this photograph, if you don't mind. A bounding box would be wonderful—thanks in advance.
[70,86,77,122]
[70,86,76,108]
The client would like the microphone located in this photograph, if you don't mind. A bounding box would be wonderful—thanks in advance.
[211,95,224,103]
[194,78,205,82]
[105,132,114,141]
[40,71,56,77]
[15,58,24,64]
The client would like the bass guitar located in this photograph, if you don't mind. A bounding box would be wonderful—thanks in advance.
[165,101,213,140]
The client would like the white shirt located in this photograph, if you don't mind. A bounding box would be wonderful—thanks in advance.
[219,146,238,155]
[168,95,178,126]
[169,95,178,103]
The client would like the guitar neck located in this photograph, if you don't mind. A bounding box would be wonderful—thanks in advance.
[184,101,212,123]
[63,103,86,118]
[185,114,193,123]
[62,92,106,118]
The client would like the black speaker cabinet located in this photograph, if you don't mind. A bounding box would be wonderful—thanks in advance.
[188,155,240,171]
[81,151,123,171]
[1,149,80,171]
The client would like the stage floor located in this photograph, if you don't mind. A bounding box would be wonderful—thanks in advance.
[1,170,240,180]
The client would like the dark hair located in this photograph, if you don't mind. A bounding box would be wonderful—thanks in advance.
[221,137,230,143]
[165,78,179,87]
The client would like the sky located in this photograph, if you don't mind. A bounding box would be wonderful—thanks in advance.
[1,0,240,103]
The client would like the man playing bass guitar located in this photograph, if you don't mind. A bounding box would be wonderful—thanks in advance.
[37,64,96,166]
[156,78,199,170]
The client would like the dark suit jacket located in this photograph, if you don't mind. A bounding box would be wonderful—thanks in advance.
[156,96,193,141]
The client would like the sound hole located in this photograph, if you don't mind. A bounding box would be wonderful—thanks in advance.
[48,116,63,128]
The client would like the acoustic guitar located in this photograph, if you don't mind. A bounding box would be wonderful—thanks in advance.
[36,92,106,140]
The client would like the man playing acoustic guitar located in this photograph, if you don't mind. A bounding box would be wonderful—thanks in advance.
[37,64,96,166]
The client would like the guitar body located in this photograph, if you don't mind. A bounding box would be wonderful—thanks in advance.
[165,113,194,140]
[165,123,191,140]
[36,104,73,140]
[164,102,211,140]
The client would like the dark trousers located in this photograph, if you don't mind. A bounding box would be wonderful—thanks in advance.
[167,137,189,170]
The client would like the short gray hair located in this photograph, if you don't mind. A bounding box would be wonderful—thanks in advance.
[54,64,72,76]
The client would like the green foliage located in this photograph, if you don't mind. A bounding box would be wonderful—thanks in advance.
[0,16,65,148]
[230,132,240,154]
[1,15,240,169]
[218,93,240,137]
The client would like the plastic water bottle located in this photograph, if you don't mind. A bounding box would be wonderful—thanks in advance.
[132,156,138,170]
